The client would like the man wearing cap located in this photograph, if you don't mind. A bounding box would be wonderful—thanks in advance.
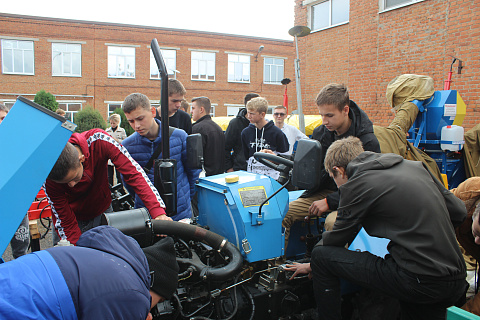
[0,226,179,320]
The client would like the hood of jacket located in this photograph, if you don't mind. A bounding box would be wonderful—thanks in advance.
[76,225,150,289]
[346,151,403,179]
[69,131,91,160]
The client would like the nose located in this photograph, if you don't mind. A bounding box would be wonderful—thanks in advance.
[475,236,480,245]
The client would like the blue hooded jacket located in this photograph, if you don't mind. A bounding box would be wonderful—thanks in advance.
[0,226,151,320]
[122,119,200,220]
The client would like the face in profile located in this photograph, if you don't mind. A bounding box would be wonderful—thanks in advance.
[318,104,349,134]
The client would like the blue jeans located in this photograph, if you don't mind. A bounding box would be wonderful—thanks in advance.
[311,245,467,320]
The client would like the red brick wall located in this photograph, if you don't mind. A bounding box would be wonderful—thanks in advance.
[0,14,296,119]
[294,0,480,130]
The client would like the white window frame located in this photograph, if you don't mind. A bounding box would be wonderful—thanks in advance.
[263,56,285,85]
[107,44,136,79]
[379,0,426,12]
[225,104,243,117]
[51,42,82,77]
[58,101,83,122]
[227,53,251,83]
[1,38,35,75]
[210,104,216,117]
[107,103,123,118]
[304,0,350,32]
[190,49,216,81]
[150,48,178,80]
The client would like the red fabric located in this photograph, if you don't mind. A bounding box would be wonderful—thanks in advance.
[283,86,289,113]
[45,129,165,244]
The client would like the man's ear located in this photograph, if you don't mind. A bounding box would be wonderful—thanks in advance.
[151,106,157,117]
[79,153,85,163]
[333,166,347,178]
[342,105,350,116]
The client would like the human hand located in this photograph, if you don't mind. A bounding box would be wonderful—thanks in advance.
[309,198,329,216]
[259,149,275,155]
[154,214,173,221]
[283,263,312,280]
[227,168,234,173]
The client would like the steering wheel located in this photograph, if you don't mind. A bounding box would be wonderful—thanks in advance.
[253,152,294,174]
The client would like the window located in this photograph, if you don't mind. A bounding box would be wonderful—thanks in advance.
[108,46,135,78]
[228,54,250,83]
[309,0,349,31]
[52,43,81,77]
[150,49,177,79]
[226,105,242,116]
[191,51,215,81]
[210,104,216,117]
[264,57,284,85]
[1,39,34,75]
[58,102,82,122]
[2,101,15,110]
[380,0,424,11]
[108,104,123,118]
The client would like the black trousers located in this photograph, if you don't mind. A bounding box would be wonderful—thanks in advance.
[311,245,467,320]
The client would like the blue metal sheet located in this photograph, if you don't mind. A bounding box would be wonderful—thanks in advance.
[0,97,75,255]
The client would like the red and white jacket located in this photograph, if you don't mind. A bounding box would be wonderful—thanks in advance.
[44,129,165,244]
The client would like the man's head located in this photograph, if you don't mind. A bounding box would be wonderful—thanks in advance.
[472,203,480,245]
[122,93,158,140]
[316,83,351,135]
[324,136,364,187]
[168,79,186,116]
[246,97,268,127]
[273,105,287,127]
[108,113,121,128]
[48,142,85,187]
[191,96,211,122]
[142,237,179,302]
[56,108,66,117]
[180,100,190,113]
[244,93,260,107]
[0,103,9,124]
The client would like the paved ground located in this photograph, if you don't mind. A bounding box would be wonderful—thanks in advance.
[2,218,54,262]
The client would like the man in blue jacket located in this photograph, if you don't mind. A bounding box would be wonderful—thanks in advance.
[0,226,179,320]
[122,93,200,221]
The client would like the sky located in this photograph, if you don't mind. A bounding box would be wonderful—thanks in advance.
[2,0,295,41]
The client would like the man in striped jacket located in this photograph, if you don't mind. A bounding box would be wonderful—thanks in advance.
[45,128,170,245]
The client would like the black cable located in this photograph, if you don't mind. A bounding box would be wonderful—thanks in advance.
[39,204,52,239]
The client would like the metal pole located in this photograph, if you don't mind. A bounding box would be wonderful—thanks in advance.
[294,35,306,134]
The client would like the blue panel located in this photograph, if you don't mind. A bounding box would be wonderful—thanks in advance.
[0,97,75,255]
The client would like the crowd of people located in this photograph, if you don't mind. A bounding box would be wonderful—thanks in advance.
[2,77,480,319]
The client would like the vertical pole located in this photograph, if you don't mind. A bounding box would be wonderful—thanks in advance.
[294,35,306,134]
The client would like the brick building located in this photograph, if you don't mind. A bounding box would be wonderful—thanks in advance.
[0,13,295,121]
[294,0,479,129]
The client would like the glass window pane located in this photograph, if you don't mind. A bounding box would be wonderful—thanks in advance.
[13,50,23,73]
[3,40,14,49]
[72,53,81,75]
[386,0,411,8]
[3,50,13,72]
[312,1,330,30]
[332,0,349,25]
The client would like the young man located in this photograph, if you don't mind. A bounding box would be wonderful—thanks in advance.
[282,83,380,246]
[241,97,289,179]
[45,130,167,245]
[273,105,307,155]
[0,225,179,320]
[286,136,467,320]
[155,79,192,135]
[122,93,200,221]
[191,96,225,176]
[224,93,259,172]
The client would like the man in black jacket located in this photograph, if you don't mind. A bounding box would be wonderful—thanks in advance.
[192,96,225,176]
[155,79,192,135]
[224,93,259,172]
[286,137,467,320]
[282,84,380,247]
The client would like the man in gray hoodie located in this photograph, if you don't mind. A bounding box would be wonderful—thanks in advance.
[286,136,467,320]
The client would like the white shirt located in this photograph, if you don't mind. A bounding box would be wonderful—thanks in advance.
[279,123,308,155]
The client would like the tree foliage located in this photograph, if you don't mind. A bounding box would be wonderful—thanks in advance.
[74,106,107,133]
[112,107,134,136]
[34,89,58,112]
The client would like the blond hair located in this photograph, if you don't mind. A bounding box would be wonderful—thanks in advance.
[246,97,268,114]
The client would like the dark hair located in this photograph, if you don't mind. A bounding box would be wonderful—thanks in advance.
[122,93,151,114]
[191,96,211,114]
[315,83,350,111]
[168,79,186,96]
[48,143,81,181]
[244,93,260,106]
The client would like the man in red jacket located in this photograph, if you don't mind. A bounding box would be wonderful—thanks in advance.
[45,129,170,245]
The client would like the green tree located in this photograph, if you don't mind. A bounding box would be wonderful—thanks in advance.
[34,89,58,112]
[74,106,107,133]
[112,107,134,136]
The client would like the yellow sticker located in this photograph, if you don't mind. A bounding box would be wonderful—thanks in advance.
[238,186,269,207]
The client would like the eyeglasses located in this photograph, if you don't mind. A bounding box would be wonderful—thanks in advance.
[273,113,286,117]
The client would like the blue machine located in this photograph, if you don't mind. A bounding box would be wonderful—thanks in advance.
[407,90,467,188]
[197,171,289,262]
[0,97,76,258]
